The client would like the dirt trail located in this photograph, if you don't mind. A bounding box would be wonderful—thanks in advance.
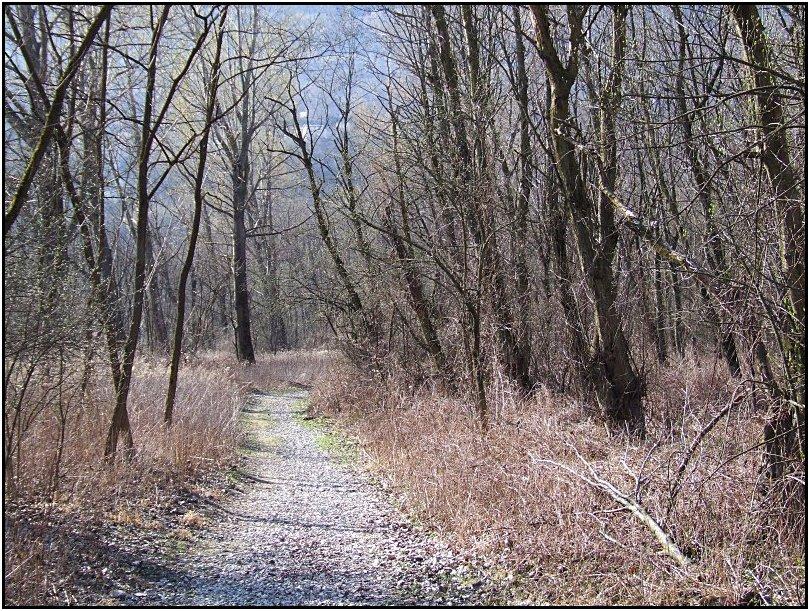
[137,390,501,606]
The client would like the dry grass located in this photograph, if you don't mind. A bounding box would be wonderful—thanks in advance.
[179,510,208,529]
[4,347,337,605]
[311,356,806,606]
[192,348,336,392]
[5,357,245,505]
[3,350,271,605]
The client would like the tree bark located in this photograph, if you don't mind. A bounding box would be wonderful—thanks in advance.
[730,5,806,328]
[165,9,227,425]
[510,6,534,377]
[531,5,644,435]
[232,158,256,364]
[731,4,806,474]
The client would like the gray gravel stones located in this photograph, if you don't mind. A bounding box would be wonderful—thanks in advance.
[138,390,502,606]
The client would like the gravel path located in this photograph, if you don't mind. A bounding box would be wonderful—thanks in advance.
[140,390,502,606]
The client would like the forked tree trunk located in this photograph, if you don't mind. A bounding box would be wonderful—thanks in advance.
[105,8,172,458]
[223,12,261,365]
[531,5,644,435]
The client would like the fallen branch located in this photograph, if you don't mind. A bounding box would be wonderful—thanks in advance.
[531,445,692,568]
[597,181,710,285]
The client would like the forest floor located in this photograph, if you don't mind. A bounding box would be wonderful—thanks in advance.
[104,389,510,606]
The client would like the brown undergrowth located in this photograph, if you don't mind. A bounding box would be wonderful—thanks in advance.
[3,349,334,605]
[232,348,335,391]
[311,356,806,606]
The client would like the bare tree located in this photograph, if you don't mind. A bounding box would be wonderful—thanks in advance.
[4,5,111,235]
[531,5,645,435]
[165,7,228,425]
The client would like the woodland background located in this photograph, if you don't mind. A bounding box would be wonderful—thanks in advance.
[3,4,806,605]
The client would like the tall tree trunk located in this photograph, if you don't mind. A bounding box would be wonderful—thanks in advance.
[731,4,806,474]
[144,235,169,353]
[262,172,288,352]
[672,6,741,375]
[549,161,592,393]
[433,5,533,393]
[531,5,644,435]
[653,250,669,365]
[105,7,172,459]
[387,102,454,387]
[510,5,534,380]
[232,159,255,363]
[26,11,130,457]
[730,6,806,330]
[165,9,227,424]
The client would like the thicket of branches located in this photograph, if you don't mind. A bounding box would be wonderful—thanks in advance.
[3,2,805,590]
[269,4,804,509]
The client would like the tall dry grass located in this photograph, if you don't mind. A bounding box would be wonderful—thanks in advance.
[311,356,805,606]
[3,350,287,605]
[4,348,337,506]
[5,357,244,505]
[194,349,337,390]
